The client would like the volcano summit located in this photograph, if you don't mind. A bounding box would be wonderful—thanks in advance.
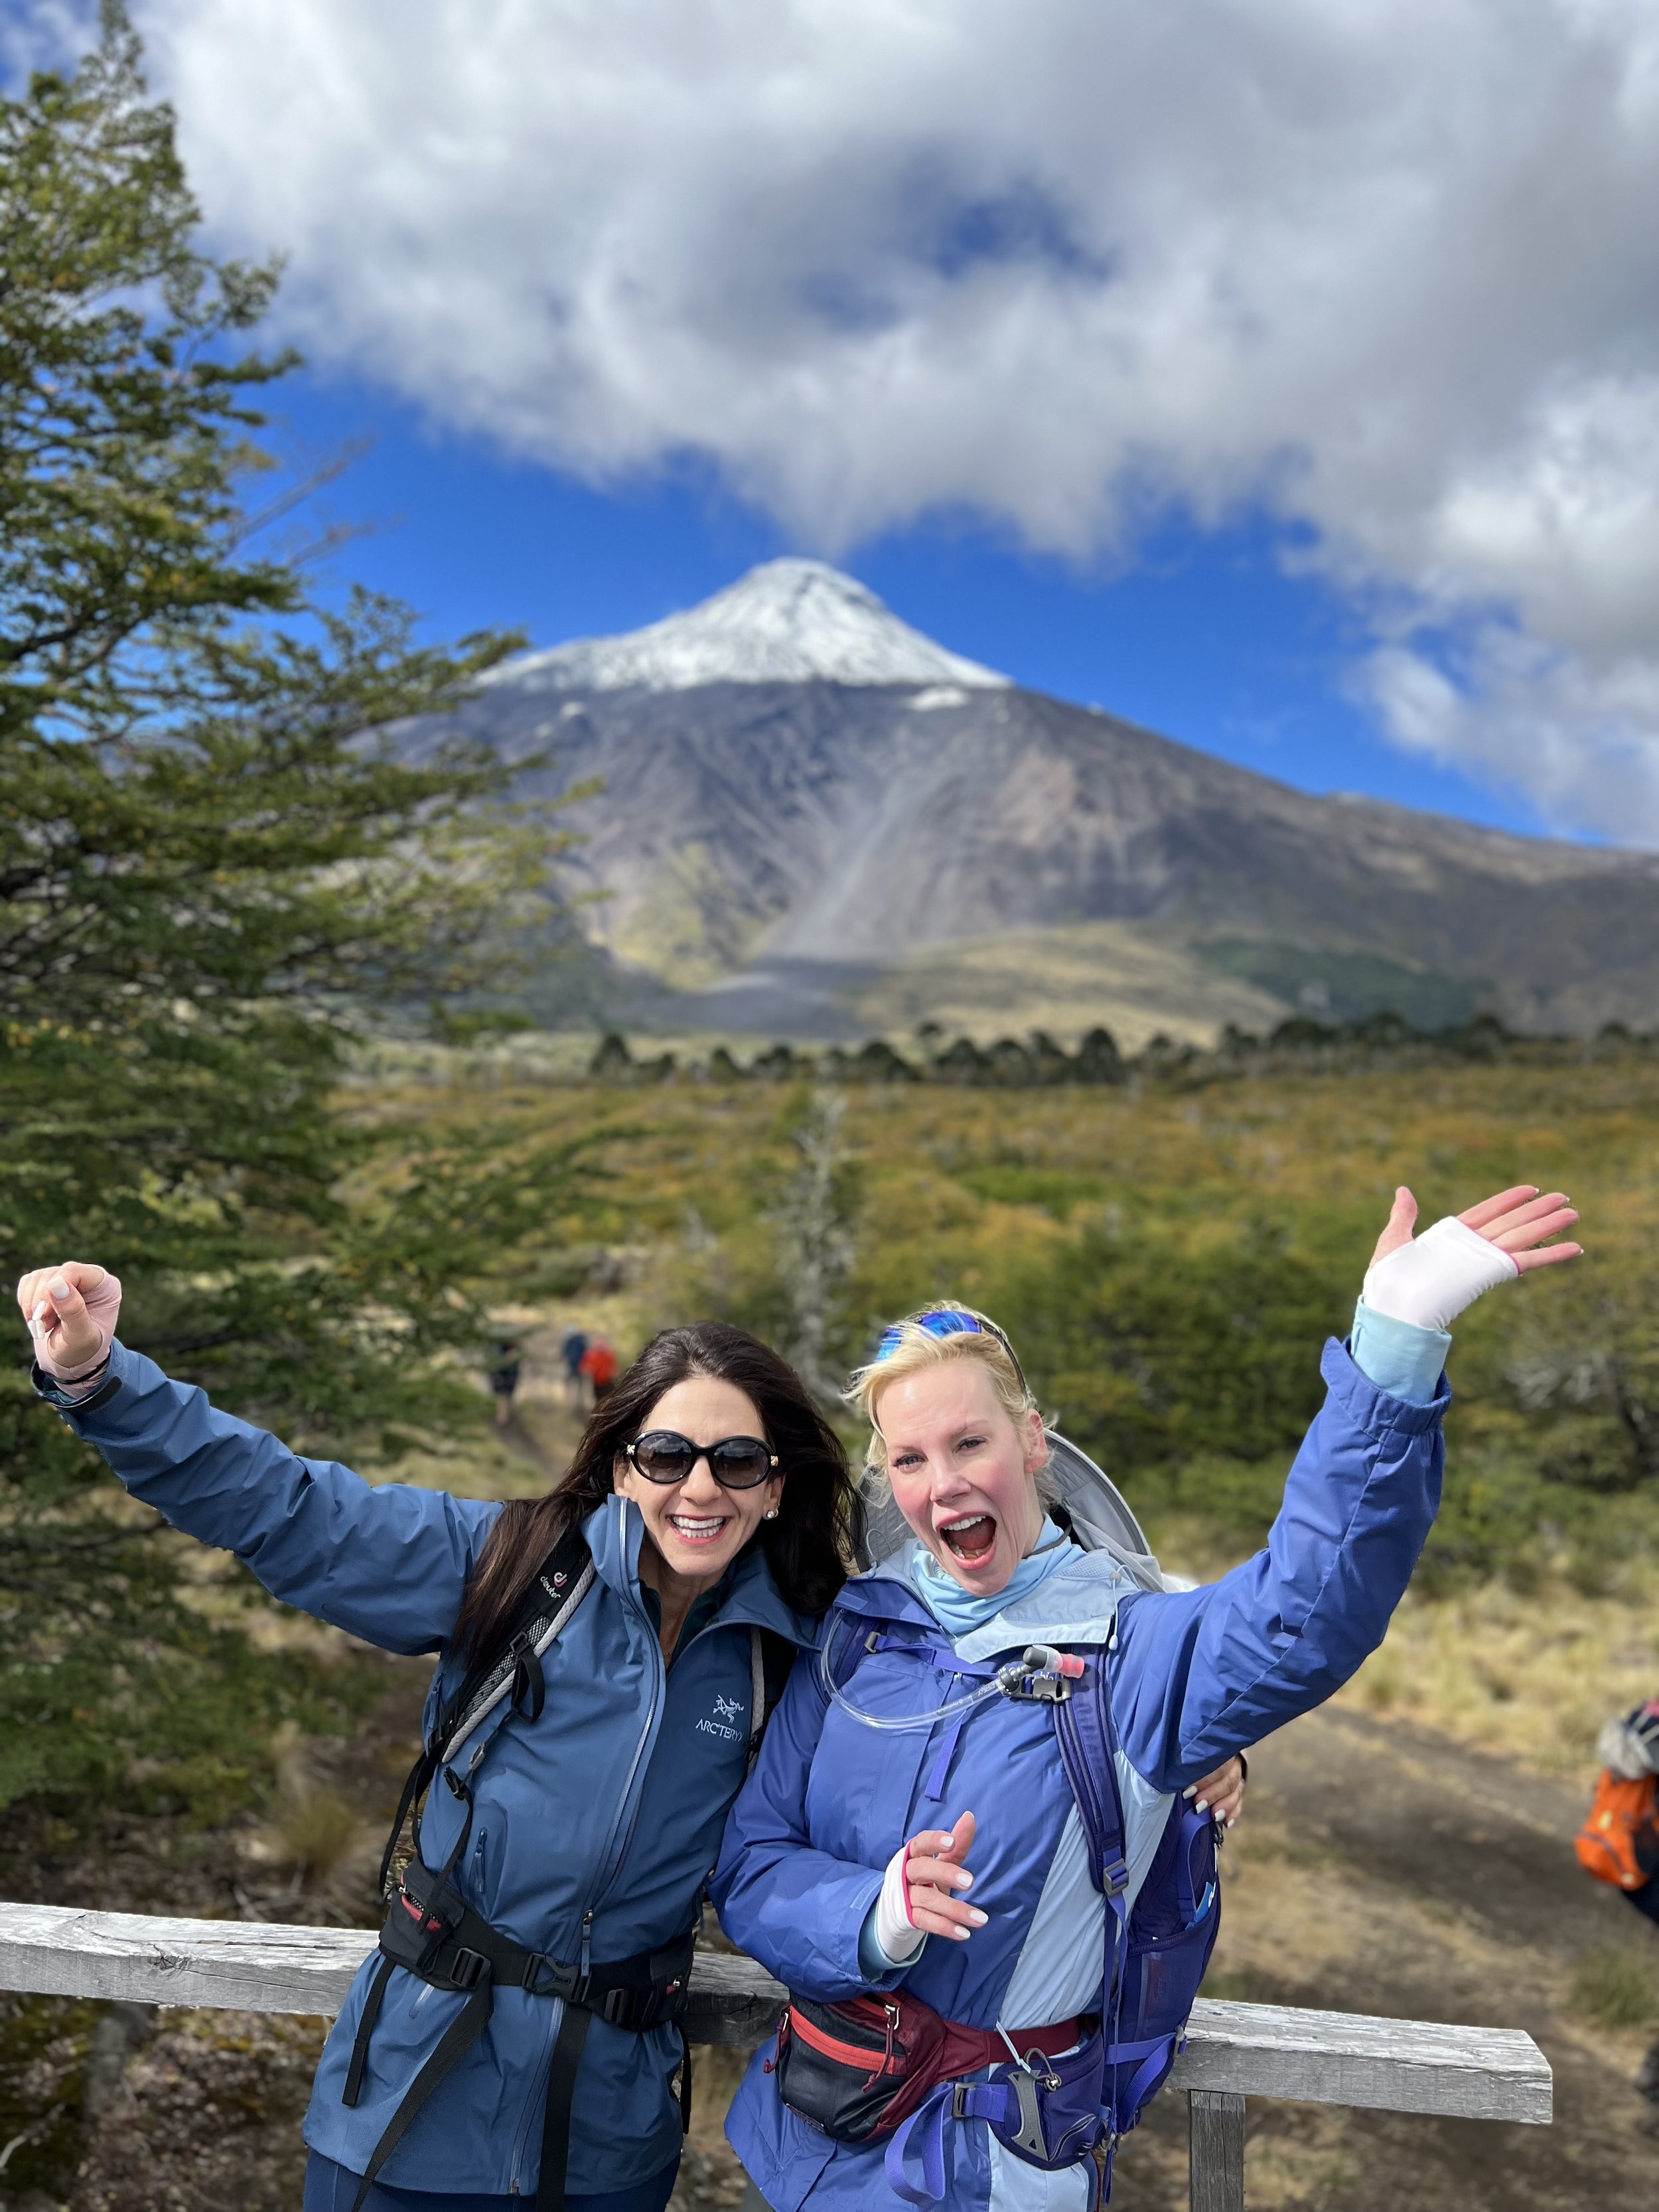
[396,563,1659,1044]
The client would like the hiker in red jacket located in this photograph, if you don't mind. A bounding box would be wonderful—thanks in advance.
[580,1336,619,1402]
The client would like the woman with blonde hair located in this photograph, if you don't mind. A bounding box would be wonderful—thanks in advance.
[712,1183,1580,2211]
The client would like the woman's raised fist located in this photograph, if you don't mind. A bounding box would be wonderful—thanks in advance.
[15,1262,122,1381]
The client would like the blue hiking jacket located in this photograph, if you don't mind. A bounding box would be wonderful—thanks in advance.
[37,1343,817,2198]
[710,1340,1447,2212]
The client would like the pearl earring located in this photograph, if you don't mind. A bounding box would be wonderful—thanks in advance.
[764,1507,779,1520]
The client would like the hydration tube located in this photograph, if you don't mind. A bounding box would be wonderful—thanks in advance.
[817,1615,1086,1733]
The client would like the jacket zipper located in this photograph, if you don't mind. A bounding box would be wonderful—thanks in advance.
[785,2004,905,2079]
[507,1504,667,2195]
[504,1511,798,2193]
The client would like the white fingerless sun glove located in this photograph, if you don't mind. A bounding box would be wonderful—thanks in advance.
[1362,1217,1517,1333]
[29,1271,123,1392]
[870,1842,925,1968]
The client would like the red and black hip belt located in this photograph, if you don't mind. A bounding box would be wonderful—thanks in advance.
[770,1990,1083,2144]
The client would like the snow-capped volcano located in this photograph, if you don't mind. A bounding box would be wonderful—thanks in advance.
[489,558,1009,692]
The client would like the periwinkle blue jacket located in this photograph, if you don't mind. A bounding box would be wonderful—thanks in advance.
[710,1341,1448,2212]
[36,1343,817,2199]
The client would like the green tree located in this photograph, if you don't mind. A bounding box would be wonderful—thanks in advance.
[1003,1221,1342,1479]
[0,7,587,1814]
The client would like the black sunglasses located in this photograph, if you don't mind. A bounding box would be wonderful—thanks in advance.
[624,1430,779,1491]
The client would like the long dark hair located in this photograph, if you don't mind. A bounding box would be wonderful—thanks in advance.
[453,1322,861,1659]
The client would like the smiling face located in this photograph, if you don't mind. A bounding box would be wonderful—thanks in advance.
[877,1357,1048,1595]
[612,1374,782,1592]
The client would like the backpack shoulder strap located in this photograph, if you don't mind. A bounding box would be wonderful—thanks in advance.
[437,1520,596,1765]
[376,1521,595,1899]
[1052,1645,1130,1899]
[746,1626,798,1773]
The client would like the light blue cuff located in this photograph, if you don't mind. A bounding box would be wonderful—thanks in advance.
[858,1903,924,1978]
[1350,1298,1449,1408]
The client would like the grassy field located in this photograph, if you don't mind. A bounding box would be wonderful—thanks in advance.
[347,1047,1659,1761]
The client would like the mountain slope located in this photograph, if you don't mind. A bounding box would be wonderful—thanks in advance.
[396,567,1659,1041]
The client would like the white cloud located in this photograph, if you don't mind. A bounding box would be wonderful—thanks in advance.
[111,0,1659,833]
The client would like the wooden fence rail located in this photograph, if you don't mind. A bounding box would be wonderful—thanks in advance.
[0,1902,1551,2209]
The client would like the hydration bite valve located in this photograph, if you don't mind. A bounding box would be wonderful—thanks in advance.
[997,1647,1086,1702]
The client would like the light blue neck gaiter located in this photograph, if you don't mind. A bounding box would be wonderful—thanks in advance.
[912,1516,1076,1639]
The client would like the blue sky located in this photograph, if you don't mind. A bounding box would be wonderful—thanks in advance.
[272,364,1550,841]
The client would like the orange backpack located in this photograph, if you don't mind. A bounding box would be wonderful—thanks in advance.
[1576,1771,1659,1891]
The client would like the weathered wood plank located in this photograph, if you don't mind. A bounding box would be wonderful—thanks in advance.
[0,1903,1552,2112]
[0,1903,376,2014]
[0,1902,782,2046]
[1189,2091,1246,2212]
[1170,1997,1551,2124]
[682,1949,786,2047]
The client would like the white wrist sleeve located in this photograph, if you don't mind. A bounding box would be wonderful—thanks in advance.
[873,1844,925,1966]
[1362,1217,1516,1334]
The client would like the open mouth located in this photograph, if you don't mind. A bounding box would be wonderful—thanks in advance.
[939,1514,997,1566]
[666,1513,730,1548]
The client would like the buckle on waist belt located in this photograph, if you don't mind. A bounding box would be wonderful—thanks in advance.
[521,1952,579,2000]
[448,1947,490,1992]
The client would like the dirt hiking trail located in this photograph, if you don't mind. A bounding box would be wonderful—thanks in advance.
[1110,1703,1659,2210]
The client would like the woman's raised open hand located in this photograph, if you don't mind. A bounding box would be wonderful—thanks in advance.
[1362,1184,1580,1333]
[15,1261,122,1380]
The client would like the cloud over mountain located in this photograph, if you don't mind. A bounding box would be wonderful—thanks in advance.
[110,0,1659,834]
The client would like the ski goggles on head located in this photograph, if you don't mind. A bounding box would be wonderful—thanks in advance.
[624,1430,779,1490]
[871,1307,1029,1394]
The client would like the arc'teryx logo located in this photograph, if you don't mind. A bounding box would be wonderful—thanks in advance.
[697,1692,746,1743]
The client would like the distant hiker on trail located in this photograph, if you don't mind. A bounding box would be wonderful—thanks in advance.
[581,1335,619,1403]
[561,1325,589,1410]
[17,1275,859,2212]
[711,1182,1580,2212]
[1581,1700,1659,2132]
[489,1335,524,1430]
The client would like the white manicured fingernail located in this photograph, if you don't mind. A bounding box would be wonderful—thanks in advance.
[968,1908,987,1927]
[1183,1785,1196,1799]
[1194,1799,1208,1814]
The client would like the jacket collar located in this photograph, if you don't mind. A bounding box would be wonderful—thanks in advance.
[834,1539,1131,1660]
[581,1493,820,1647]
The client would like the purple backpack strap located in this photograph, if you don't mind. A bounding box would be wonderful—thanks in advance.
[1051,1646,1130,1901]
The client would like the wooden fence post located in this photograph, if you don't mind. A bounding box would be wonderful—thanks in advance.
[1189,2089,1245,2212]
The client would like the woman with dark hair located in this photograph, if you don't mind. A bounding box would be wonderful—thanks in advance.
[14,1267,859,2212]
